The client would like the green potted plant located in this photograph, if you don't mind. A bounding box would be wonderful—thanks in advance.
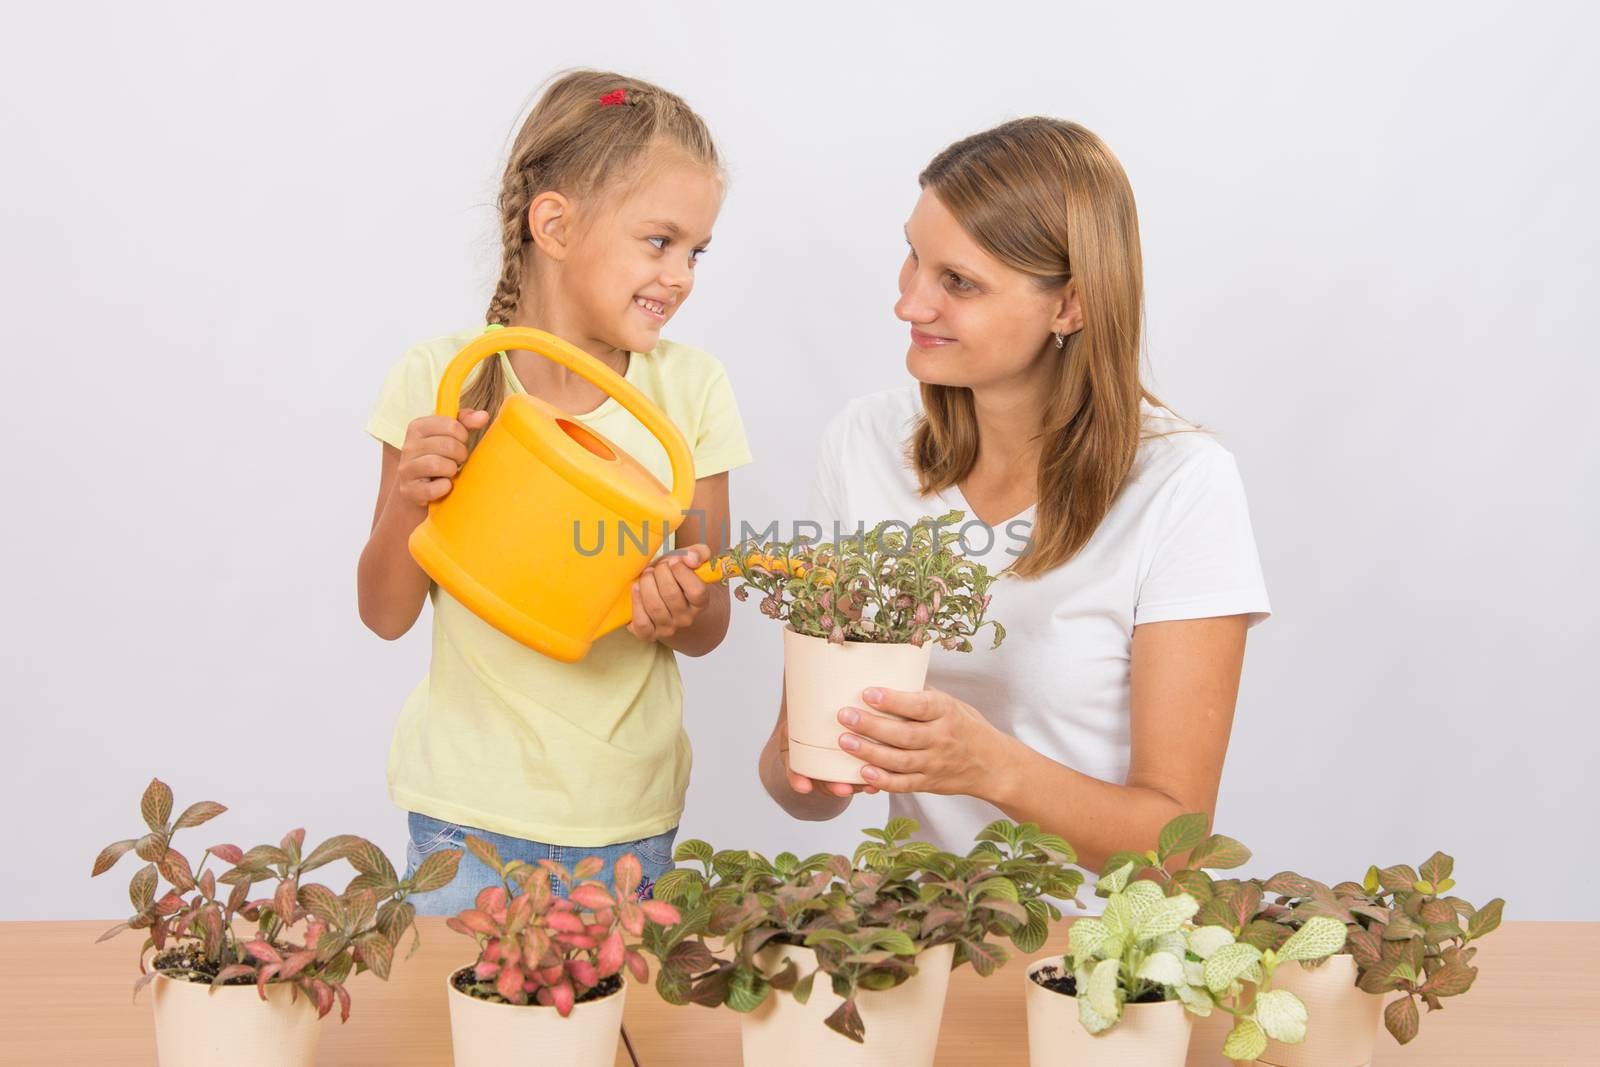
[443,835,681,1067]
[715,509,1005,783]
[1025,813,1345,1066]
[92,778,455,1067]
[648,817,1080,1065]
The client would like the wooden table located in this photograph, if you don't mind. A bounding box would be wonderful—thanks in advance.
[2,919,1593,1064]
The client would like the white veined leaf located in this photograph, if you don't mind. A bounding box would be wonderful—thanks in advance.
[1278,916,1347,963]
[1101,894,1134,942]
[1152,932,1187,960]
[1086,957,1123,1021]
[1223,1017,1268,1061]
[1067,917,1109,964]
[1077,981,1119,1035]
[1097,862,1136,896]
[1204,942,1263,995]
[1176,980,1214,1016]
[1187,925,1236,960]
[1135,893,1200,939]
[1252,989,1309,1045]
[1135,950,1185,986]
[1184,960,1207,987]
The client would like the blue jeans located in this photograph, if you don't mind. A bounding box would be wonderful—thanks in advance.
[399,812,678,916]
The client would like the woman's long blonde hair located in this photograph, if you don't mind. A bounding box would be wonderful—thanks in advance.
[911,118,1167,578]
[459,70,720,442]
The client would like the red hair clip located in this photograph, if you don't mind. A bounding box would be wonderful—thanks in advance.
[599,89,627,107]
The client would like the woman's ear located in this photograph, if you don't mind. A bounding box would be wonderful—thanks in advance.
[1051,281,1084,337]
[527,191,573,261]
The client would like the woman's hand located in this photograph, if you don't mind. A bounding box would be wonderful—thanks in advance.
[627,544,715,642]
[393,409,490,508]
[836,686,1017,797]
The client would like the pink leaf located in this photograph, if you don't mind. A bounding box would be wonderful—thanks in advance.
[475,885,508,917]
[567,959,598,988]
[640,900,681,927]
[569,884,615,911]
[619,900,644,936]
[552,980,575,1017]
[456,909,499,936]
[335,984,351,1023]
[209,843,245,865]
[545,910,584,934]
[474,961,501,981]
[625,949,648,982]
[614,854,643,897]
[245,940,282,965]
[597,930,625,977]
[496,964,524,1003]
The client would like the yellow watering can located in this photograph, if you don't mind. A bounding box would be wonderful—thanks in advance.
[407,326,723,662]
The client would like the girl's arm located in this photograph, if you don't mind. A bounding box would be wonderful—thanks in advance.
[759,672,871,820]
[627,472,734,657]
[357,410,488,639]
[835,614,1248,872]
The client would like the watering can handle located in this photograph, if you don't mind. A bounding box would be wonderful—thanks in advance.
[434,325,697,516]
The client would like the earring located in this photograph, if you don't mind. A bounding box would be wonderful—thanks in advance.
[1053,332,1065,349]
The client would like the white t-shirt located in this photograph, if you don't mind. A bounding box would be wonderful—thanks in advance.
[809,386,1271,858]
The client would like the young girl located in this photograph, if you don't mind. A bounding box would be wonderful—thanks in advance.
[357,71,750,913]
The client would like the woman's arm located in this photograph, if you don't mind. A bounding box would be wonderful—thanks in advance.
[758,679,870,821]
[836,614,1248,871]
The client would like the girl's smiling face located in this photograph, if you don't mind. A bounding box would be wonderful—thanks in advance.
[895,189,1079,390]
[554,150,723,355]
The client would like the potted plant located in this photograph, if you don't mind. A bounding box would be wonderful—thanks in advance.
[92,778,456,1067]
[715,509,1005,783]
[648,817,1081,1065]
[1026,813,1345,1066]
[443,834,681,1066]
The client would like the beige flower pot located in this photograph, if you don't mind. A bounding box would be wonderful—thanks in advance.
[1257,956,1383,1067]
[1026,956,1194,1066]
[446,968,626,1066]
[151,973,321,1067]
[783,627,932,784]
[741,941,955,1066]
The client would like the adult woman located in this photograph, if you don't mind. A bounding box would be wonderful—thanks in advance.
[758,118,1270,873]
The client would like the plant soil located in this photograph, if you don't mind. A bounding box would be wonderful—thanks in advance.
[451,967,622,1007]
[151,946,254,986]
[1031,963,1169,1005]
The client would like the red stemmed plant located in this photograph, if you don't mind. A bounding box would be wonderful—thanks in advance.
[445,834,681,1016]
[93,778,459,1021]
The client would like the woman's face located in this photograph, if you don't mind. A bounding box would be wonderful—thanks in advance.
[895,189,1075,391]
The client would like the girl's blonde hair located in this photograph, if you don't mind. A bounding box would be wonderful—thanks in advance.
[911,117,1169,578]
[460,70,721,435]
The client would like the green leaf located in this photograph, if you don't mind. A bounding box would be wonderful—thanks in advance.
[971,877,1019,903]
[1188,835,1251,871]
[297,884,344,926]
[1278,916,1347,963]
[408,850,461,894]
[129,864,158,912]
[172,801,226,831]
[1085,957,1122,1021]
[301,835,363,872]
[1223,1017,1268,1061]
[1013,902,1049,954]
[1384,993,1420,1044]
[1203,942,1263,994]
[883,816,920,842]
[726,968,770,1014]
[140,779,173,832]
[1466,898,1504,940]
[652,868,699,905]
[1157,813,1209,862]
[792,971,816,1005]
[356,931,393,980]
[673,840,714,865]
[871,930,917,956]
[1252,988,1308,1044]
[92,840,139,878]
[1418,851,1454,886]
[462,835,502,875]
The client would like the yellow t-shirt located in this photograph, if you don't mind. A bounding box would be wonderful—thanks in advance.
[364,327,752,845]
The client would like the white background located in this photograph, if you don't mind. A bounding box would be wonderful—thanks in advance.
[3,1,1595,920]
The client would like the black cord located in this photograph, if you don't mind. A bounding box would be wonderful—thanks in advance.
[621,1022,641,1067]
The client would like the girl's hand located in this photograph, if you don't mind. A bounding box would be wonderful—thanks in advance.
[394,409,489,508]
[627,543,714,642]
[836,687,1016,796]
